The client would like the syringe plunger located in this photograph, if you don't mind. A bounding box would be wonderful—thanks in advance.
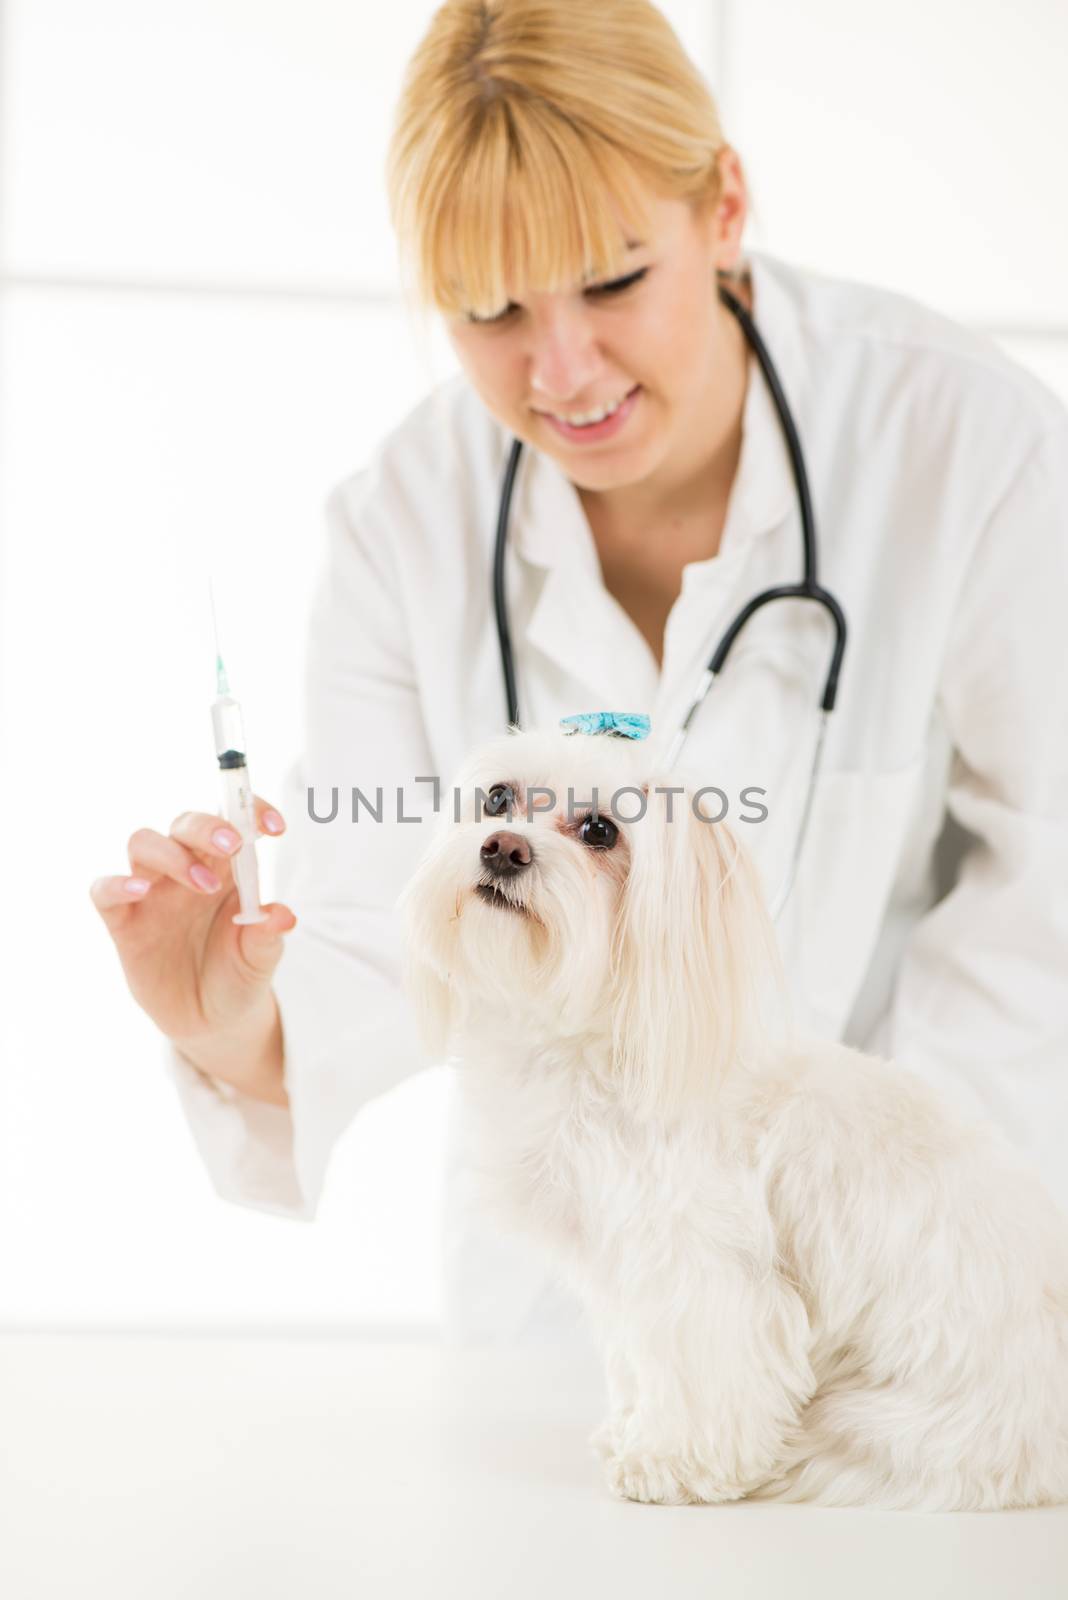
[207,587,268,925]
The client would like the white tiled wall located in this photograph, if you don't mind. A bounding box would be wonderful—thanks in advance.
[725,0,1068,328]
[3,1,1065,1329]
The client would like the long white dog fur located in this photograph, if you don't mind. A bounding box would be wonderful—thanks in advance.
[398,726,1068,1509]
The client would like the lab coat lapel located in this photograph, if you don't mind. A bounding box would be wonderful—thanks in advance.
[651,258,822,902]
[657,257,809,716]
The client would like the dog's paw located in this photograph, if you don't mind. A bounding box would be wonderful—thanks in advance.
[603,1449,749,1506]
[604,1449,691,1505]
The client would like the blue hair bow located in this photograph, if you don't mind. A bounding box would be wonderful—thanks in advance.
[559,711,651,741]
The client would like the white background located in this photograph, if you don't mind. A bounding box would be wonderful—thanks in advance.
[2,0,1066,1333]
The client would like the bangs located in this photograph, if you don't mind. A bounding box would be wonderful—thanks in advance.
[387,1,726,319]
[409,102,658,319]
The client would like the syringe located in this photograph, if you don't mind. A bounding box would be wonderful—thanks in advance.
[209,583,269,926]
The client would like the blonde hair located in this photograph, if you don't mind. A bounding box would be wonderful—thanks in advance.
[386,0,727,318]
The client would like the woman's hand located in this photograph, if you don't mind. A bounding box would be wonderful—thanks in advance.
[90,800,297,1054]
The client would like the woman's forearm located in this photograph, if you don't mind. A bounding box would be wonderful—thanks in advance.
[173,992,289,1108]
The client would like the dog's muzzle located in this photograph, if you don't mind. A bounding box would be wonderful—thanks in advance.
[475,830,534,913]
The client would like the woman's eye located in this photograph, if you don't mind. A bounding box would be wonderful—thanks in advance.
[464,303,518,326]
[579,813,619,849]
[485,783,515,816]
[584,267,648,300]
[464,268,647,325]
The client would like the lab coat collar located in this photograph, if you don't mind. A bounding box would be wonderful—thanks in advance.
[512,251,807,576]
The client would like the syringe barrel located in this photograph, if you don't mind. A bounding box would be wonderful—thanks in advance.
[218,761,258,843]
[218,761,268,925]
[211,694,247,764]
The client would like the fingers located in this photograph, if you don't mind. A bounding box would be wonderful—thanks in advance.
[236,902,299,971]
[123,824,229,896]
[236,902,295,934]
[255,799,287,836]
[89,873,157,919]
[169,798,286,856]
[89,800,287,917]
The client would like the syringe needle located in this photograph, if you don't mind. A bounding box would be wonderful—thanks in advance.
[209,577,230,696]
[208,582,267,926]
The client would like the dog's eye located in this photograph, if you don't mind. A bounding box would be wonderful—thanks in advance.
[579,813,619,850]
[484,783,515,817]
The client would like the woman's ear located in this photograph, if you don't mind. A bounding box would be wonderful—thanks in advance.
[609,783,779,1121]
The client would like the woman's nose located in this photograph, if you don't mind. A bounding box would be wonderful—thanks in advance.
[527,307,600,403]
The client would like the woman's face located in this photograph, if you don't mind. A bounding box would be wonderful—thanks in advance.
[445,160,747,498]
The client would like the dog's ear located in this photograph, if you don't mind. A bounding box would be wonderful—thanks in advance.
[396,863,457,1062]
[609,785,780,1121]
[402,945,454,1062]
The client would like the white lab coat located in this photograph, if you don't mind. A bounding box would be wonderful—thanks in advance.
[166,252,1068,1341]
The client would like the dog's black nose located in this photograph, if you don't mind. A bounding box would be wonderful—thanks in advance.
[480,830,533,877]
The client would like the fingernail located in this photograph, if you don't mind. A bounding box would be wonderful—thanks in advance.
[212,828,240,854]
[126,878,150,895]
[263,811,284,834]
[190,864,221,892]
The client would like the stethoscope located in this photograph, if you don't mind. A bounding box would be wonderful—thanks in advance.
[492,281,848,918]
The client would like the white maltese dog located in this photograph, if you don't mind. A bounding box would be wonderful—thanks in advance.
[398,724,1068,1510]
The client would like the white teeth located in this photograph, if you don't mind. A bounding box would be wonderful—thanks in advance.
[551,391,631,427]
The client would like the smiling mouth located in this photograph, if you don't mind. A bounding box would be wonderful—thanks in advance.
[537,386,636,426]
[474,881,530,916]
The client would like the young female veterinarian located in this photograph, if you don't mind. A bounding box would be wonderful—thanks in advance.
[92,0,1068,1340]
